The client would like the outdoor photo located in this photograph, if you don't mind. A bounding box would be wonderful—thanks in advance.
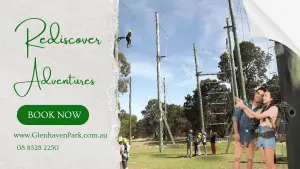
[115,0,299,169]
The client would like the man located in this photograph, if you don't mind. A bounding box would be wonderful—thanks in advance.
[232,87,266,169]
[186,129,193,158]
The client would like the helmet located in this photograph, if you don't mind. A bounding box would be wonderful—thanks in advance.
[117,137,123,143]
[128,30,132,32]
[123,138,128,144]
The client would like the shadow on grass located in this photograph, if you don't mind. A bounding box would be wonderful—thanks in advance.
[217,152,234,155]
[276,157,288,164]
[228,157,288,165]
[150,153,226,161]
[146,141,187,146]
[228,161,265,164]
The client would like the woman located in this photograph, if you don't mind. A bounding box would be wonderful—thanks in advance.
[235,90,278,169]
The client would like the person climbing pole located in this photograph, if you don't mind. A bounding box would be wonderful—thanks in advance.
[117,30,132,48]
[126,30,132,48]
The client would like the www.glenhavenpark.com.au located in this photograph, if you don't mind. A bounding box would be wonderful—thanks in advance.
[14,132,107,139]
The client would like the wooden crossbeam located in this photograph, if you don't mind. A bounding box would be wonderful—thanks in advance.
[207,102,227,105]
[207,92,228,95]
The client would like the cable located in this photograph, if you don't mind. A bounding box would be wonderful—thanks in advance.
[159,25,169,38]
[165,36,168,57]
[243,2,253,42]
[237,0,245,40]
[198,48,227,53]
[119,0,135,14]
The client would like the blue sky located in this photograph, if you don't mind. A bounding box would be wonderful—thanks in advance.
[118,0,277,120]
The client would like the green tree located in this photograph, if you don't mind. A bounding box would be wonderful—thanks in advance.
[262,74,281,102]
[163,104,191,139]
[140,99,160,139]
[139,99,190,139]
[118,109,138,138]
[134,119,148,138]
[218,41,272,99]
[183,79,232,137]
[118,52,131,94]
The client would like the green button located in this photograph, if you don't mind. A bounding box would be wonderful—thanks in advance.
[17,105,89,125]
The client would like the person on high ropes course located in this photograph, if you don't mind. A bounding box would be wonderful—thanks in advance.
[117,30,132,48]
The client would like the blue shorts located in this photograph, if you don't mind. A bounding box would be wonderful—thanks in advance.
[257,126,276,150]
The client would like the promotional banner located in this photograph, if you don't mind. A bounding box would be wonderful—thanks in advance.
[243,1,300,168]
[274,42,300,169]
[0,0,120,169]
[243,0,300,57]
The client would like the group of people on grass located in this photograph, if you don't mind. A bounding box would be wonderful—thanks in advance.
[186,129,217,157]
[118,137,130,169]
[233,87,279,169]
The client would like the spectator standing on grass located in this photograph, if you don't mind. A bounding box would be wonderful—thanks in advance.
[186,129,193,158]
[210,132,217,154]
[201,132,207,155]
[123,138,130,163]
[194,133,201,156]
[118,137,128,169]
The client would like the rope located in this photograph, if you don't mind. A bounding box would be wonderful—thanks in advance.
[119,0,139,30]
[159,24,169,37]
[119,0,135,14]
[198,48,227,52]
[243,3,253,42]
[130,13,136,29]
[165,36,168,57]
[237,0,245,40]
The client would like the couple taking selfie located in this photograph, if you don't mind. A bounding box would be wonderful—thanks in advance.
[233,87,278,169]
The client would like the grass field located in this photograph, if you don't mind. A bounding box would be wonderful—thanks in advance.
[124,139,288,169]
